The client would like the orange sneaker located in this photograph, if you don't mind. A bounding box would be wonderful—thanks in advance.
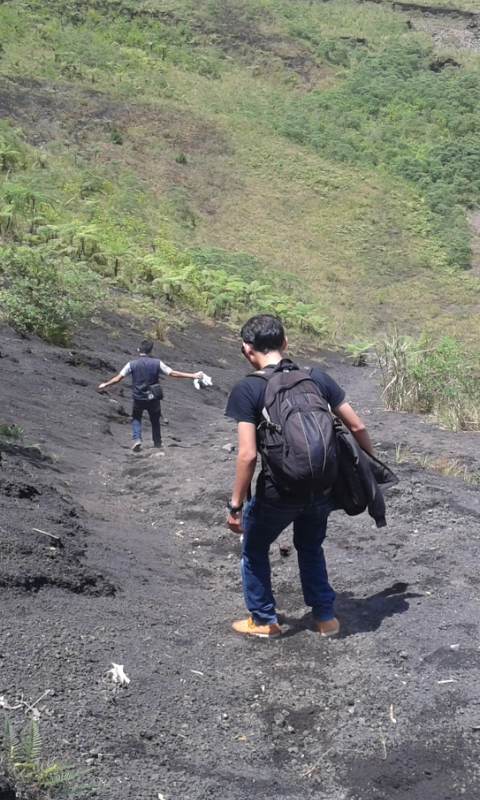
[315,618,340,637]
[232,617,281,638]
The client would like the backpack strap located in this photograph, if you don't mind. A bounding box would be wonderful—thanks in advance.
[247,370,268,380]
[247,361,300,434]
[246,358,299,379]
[272,358,298,374]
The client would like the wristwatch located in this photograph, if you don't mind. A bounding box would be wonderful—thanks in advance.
[227,500,244,514]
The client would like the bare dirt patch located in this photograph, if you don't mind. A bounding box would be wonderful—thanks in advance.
[408,13,480,49]
[191,3,330,88]
[0,76,231,155]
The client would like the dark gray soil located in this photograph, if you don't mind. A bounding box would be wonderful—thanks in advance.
[1,311,480,800]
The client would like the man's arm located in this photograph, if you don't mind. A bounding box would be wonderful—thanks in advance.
[227,421,257,534]
[98,374,124,391]
[169,369,204,380]
[333,401,374,456]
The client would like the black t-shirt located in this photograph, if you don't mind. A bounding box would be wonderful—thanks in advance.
[225,363,346,501]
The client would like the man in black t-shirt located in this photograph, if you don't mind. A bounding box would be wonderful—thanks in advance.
[225,315,374,638]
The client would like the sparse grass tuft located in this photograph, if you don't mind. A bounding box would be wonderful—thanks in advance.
[109,127,123,145]
[394,445,480,484]
[25,444,42,454]
[395,444,413,464]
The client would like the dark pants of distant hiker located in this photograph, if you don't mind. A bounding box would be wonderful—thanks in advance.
[241,492,335,625]
[131,399,161,447]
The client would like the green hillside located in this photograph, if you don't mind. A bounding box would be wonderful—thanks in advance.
[0,0,479,347]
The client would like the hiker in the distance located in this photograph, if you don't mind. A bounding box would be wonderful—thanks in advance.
[98,339,204,452]
[225,315,374,638]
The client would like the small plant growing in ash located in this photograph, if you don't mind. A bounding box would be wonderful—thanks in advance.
[395,444,413,465]
[0,421,23,440]
[3,714,93,798]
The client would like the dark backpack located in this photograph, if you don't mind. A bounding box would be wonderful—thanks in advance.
[251,359,338,494]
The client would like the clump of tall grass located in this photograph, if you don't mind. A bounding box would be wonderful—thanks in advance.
[378,330,480,431]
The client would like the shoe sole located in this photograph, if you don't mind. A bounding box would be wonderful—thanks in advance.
[132,443,142,452]
[233,628,281,638]
[318,625,340,638]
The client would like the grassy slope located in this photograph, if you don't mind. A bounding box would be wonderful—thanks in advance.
[0,0,479,344]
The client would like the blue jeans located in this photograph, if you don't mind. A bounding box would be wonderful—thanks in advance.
[241,492,335,625]
[131,399,161,447]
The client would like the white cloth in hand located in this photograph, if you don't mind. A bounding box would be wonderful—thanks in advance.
[194,373,213,390]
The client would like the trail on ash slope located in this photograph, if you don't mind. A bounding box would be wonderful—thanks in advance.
[1,312,480,800]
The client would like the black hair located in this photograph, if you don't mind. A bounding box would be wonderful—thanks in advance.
[240,315,285,354]
[139,339,153,354]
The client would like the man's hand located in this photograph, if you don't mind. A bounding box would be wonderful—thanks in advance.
[227,510,244,534]
[193,371,204,380]
[98,374,123,391]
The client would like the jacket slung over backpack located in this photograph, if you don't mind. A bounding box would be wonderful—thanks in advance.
[251,359,338,494]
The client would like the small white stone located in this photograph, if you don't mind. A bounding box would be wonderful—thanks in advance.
[450,644,460,652]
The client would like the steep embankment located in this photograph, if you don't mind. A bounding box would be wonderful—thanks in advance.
[1,312,480,799]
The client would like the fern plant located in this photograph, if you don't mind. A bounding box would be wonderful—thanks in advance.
[3,715,93,798]
[4,714,23,762]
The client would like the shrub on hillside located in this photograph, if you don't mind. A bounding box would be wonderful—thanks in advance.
[0,247,103,345]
